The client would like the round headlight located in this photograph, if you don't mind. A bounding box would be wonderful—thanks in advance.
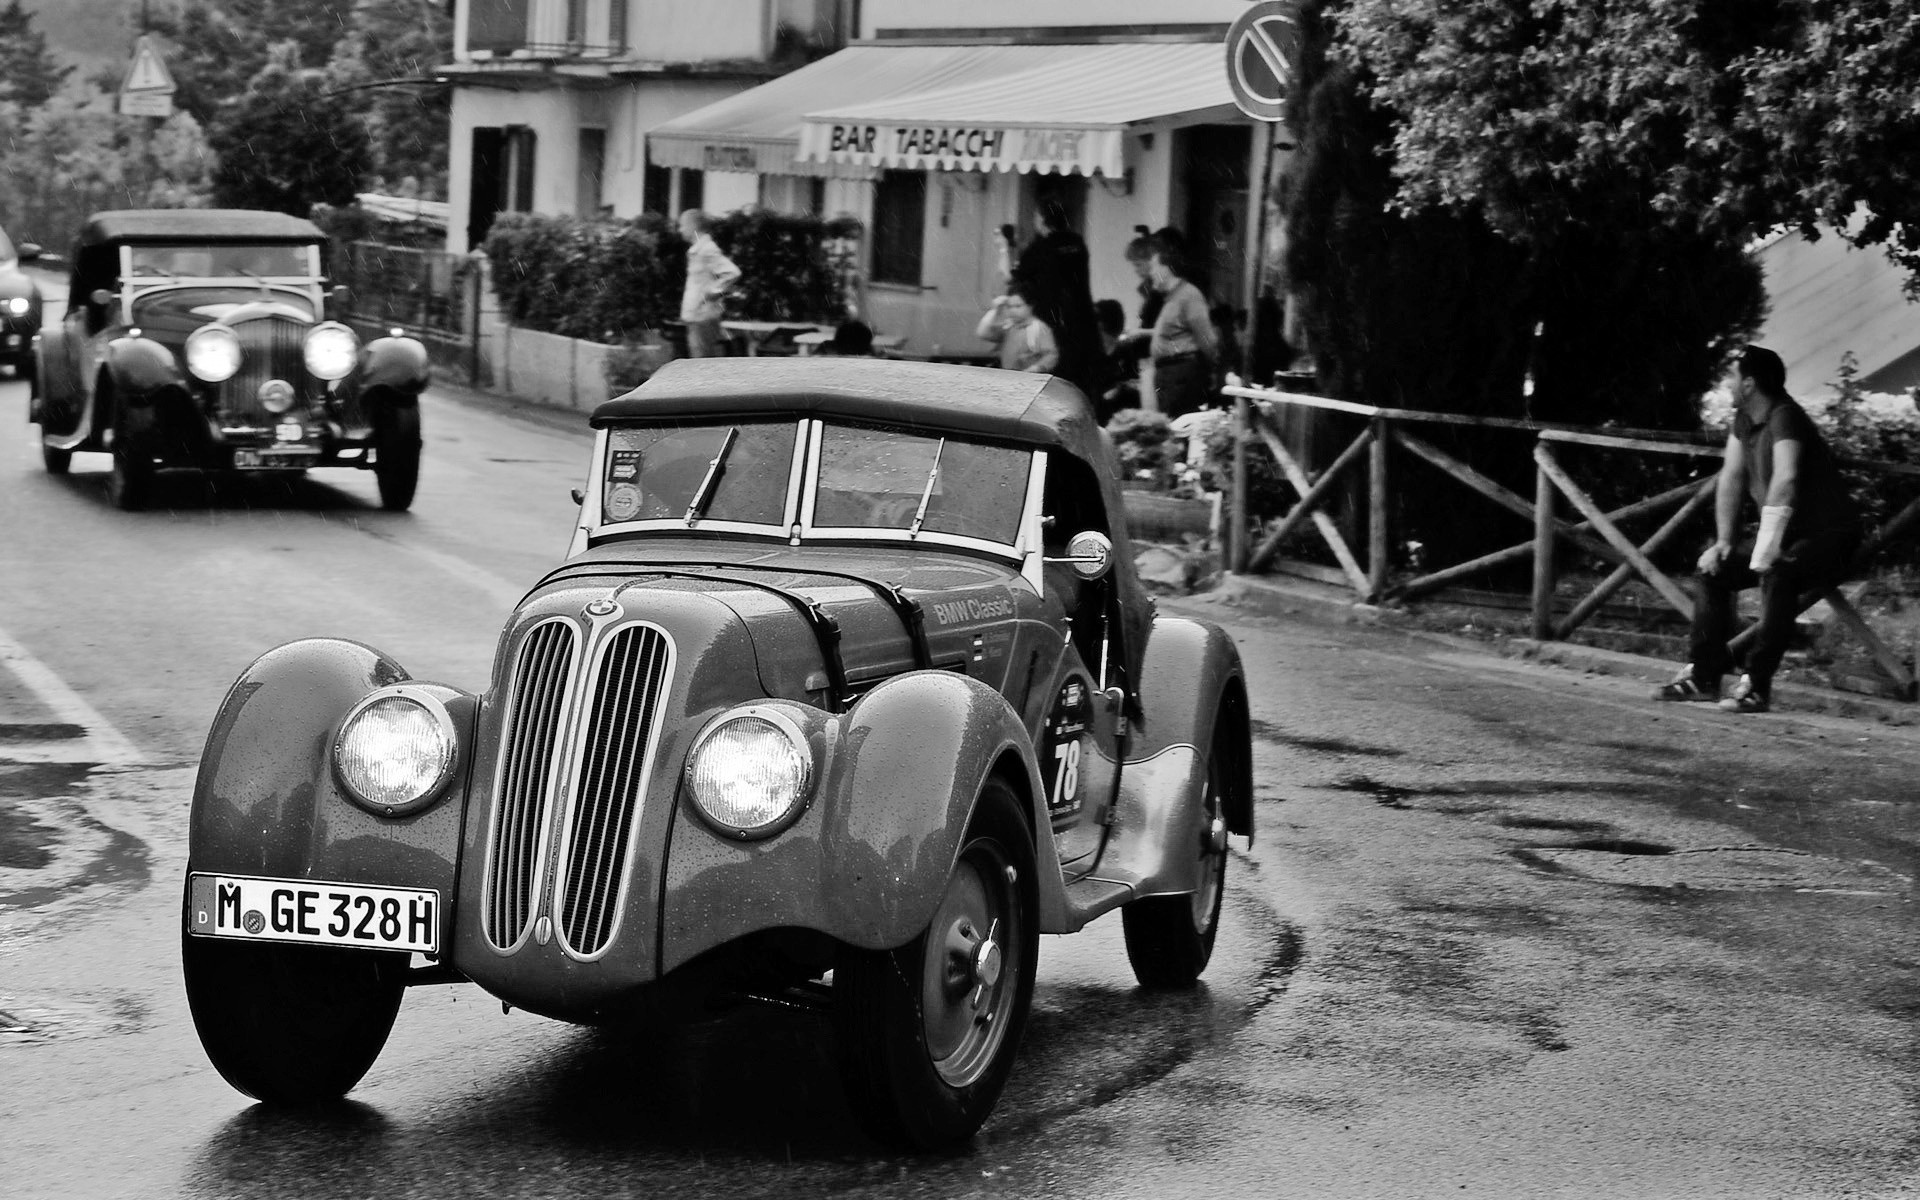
[185,326,242,382]
[334,691,456,816]
[685,710,813,838]
[303,321,360,381]
[6,296,28,315]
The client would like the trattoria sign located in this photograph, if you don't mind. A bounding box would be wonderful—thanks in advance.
[798,118,1125,177]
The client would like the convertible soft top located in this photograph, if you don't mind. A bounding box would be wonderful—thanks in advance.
[79,209,324,246]
[598,356,1110,455]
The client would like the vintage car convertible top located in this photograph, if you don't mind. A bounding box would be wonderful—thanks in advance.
[182,356,1253,1150]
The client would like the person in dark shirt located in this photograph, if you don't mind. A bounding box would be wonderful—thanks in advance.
[1013,201,1102,400]
[1655,345,1861,713]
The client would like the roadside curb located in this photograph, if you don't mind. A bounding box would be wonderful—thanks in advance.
[1196,572,1920,727]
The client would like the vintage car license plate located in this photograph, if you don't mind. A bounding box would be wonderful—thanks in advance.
[187,873,438,953]
[233,447,319,469]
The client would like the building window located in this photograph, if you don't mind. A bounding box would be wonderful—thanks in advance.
[871,170,925,286]
[466,124,537,249]
[467,0,530,55]
[644,160,671,215]
[577,127,606,217]
[678,168,705,214]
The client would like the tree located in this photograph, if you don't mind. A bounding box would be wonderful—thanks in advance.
[148,0,357,126]
[0,0,73,109]
[1335,0,1920,281]
[0,91,212,246]
[326,0,453,196]
[207,44,370,215]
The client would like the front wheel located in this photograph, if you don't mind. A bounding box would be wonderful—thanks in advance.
[107,441,152,511]
[834,779,1038,1150]
[1121,716,1233,988]
[183,915,406,1104]
[41,440,70,475]
[374,405,421,512]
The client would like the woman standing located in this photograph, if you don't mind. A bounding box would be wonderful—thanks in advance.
[1145,241,1219,418]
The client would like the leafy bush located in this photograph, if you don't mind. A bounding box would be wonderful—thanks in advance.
[1105,409,1174,483]
[482,209,860,344]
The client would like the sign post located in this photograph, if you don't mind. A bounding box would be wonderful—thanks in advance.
[117,35,177,120]
[1224,1,1300,124]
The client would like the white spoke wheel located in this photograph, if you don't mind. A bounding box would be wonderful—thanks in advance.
[182,882,406,1104]
[834,779,1037,1150]
[1122,716,1233,988]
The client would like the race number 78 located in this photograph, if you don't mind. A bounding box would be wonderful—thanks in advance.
[1051,739,1081,803]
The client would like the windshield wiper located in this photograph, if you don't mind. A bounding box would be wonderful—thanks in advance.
[684,425,740,526]
[908,438,946,538]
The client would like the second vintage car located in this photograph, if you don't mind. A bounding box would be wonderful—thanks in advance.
[0,221,44,380]
[181,357,1254,1149]
[31,209,430,511]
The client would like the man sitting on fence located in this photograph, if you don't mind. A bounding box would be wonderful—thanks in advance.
[1655,345,1861,713]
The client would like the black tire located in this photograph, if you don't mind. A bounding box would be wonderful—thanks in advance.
[106,423,153,511]
[41,440,70,475]
[1121,716,1232,988]
[183,913,406,1104]
[834,778,1038,1150]
[375,405,421,512]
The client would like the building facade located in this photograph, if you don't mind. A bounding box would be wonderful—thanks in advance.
[650,0,1275,357]
[442,0,858,252]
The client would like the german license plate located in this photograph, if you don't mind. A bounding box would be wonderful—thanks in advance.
[233,447,318,469]
[187,873,438,953]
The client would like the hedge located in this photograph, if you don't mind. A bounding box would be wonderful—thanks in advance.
[482,209,860,344]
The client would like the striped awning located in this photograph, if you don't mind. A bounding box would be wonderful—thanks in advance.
[797,42,1239,177]
[649,40,1240,181]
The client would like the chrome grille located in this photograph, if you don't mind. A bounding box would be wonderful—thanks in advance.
[556,625,671,956]
[219,317,310,425]
[484,620,578,949]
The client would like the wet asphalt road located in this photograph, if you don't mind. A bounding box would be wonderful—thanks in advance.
[0,358,1915,1198]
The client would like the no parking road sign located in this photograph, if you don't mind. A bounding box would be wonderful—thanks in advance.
[1225,1,1301,123]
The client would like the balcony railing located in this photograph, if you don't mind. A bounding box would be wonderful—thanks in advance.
[467,0,627,59]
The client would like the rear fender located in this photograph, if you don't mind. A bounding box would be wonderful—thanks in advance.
[189,638,476,952]
[659,672,1063,973]
[1100,617,1252,898]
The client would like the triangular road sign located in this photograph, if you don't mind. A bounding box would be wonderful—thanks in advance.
[122,35,176,94]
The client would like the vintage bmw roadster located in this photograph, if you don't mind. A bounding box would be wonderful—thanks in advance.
[32,209,429,511]
[182,357,1253,1148]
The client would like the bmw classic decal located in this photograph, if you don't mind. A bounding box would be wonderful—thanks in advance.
[1043,678,1092,819]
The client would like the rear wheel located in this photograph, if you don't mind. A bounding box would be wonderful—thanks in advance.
[1121,716,1232,988]
[182,905,406,1104]
[834,779,1038,1149]
[374,406,421,512]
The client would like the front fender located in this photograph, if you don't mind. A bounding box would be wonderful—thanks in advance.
[188,638,476,954]
[105,334,185,403]
[660,672,1060,973]
[359,335,431,395]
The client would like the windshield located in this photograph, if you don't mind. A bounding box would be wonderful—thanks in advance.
[128,243,315,280]
[811,424,1030,543]
[600,422,795,527]
[594,418,1035,552]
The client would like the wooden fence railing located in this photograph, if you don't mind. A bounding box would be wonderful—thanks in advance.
[1221,381,1920,699]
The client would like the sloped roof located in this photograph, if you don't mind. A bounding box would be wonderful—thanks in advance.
[1755,229,1920,393]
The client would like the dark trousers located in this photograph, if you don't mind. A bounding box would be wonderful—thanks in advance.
[1154,354,1210,418]
[1689,531,1856,694]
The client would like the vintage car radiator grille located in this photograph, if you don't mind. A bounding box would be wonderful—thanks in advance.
[221,318,309,424]
[556,625,670,956]
[484,620,578,949]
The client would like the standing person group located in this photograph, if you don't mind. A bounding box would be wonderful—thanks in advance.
[678,209,741,359]
[1655,345,1861,714]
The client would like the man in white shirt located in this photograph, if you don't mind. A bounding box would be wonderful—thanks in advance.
[678,209,741,358]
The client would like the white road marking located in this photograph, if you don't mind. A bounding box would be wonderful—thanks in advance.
[0,624,143,765]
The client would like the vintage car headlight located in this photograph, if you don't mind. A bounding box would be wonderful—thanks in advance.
[303,322,360,380]
[5,296,28,315]
[334,690,457,816]
[685,709,814,838]
[185,326,242,382]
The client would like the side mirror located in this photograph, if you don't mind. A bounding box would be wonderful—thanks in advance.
[17,243,42,263]
[89,288,114,308]
[570,487,585,506]
[1045,530,1114,581]
[330,284,351,312]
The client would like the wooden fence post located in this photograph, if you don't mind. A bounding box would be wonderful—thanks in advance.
[1369,416,1390,599]
[1231,394,1249,574]
[1532,447,1555,639]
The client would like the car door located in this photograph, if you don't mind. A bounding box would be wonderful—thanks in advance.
[1037,635,1126,877]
